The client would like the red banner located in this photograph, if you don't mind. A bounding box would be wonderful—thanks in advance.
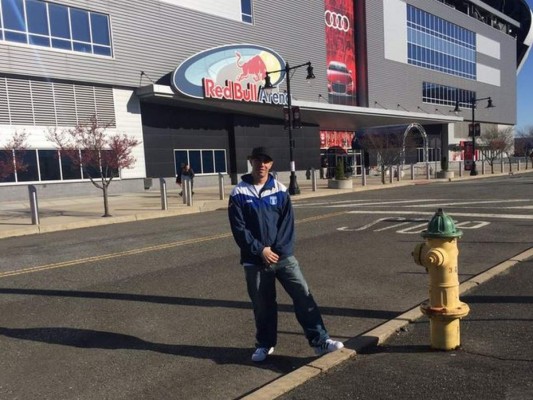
[324,0,357,106]
[320,130,355,150]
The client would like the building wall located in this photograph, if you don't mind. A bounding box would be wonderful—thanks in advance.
[368,0,516,126]
[0,0,328,102]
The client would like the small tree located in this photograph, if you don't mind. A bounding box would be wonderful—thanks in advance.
[0,131,29,181]
[47,115,140,217]
[358,131,408,184]
[515,126,533,169]
[478,126,513,174]
[335,158,346,180]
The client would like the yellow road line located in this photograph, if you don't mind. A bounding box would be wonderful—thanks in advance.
[0,233,232,279]
[0,211,347,279]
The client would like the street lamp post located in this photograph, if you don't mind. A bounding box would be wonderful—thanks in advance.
[264,61,315,195]
[454,96,494,176]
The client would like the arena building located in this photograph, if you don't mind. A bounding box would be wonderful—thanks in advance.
[1,0,531,198]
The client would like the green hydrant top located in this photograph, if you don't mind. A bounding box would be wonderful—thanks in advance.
[422,208,463,239]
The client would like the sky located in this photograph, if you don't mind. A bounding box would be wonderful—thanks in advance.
[516,0,533,129]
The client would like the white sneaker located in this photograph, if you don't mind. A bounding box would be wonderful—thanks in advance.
[251,347,274,362]
[314,339,344,356]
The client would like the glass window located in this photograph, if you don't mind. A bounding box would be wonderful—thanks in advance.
[2,0,25,31]
[92,45,110,56]
[4,30,26,42]
[174,149,227,174]
[29,34,49,46]
[51,37,71,50]
[49,3,70,39]
[241,0,252,23]
[70,9,90,42]
[16,150,39,181]
[214,151,226,173]
[0,1,112,57]
[0,150,15,182]
[61,153,82,180]
[90,12,110,45]
[201,150,214,174]
[406,5,476,80]
[189,150,201,173]
[38,149,61,180]
[26,0,48,35]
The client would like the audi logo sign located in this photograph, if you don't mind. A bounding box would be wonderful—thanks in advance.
[325,10,350,32]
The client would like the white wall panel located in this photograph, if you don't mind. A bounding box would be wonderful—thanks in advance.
[160,0,242,22]
[477,34,500,59]
[477,63,501,86]
[383,0,407,64]
[113,89,146,179]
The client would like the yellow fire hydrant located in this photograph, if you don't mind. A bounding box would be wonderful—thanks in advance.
[412,208,470,350]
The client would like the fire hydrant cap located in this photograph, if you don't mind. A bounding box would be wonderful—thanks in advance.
[422,208,463,239]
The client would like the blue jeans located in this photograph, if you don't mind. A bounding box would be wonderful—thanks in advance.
[244,256,329,348]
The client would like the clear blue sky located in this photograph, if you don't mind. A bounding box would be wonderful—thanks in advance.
[516,0,533,129]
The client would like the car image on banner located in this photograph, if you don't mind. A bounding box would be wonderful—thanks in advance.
[324,0,357,106]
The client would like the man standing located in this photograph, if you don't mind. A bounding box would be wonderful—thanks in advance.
[228,147,343,362]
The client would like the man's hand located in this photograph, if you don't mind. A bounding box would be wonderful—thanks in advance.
[261,247,279,265]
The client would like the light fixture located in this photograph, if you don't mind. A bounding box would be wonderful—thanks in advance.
[263,61,315,195]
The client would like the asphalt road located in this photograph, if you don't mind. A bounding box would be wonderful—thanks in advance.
[0,174,532,399]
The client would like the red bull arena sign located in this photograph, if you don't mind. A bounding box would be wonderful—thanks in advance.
[171,44,288,105]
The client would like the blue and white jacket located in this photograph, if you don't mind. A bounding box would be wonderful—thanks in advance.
[228,173,295,265]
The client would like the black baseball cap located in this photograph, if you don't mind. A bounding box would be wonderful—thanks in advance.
[250,147,273,161]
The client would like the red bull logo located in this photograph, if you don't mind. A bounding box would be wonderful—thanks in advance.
[172,44,286,103]
[235,52,267,82]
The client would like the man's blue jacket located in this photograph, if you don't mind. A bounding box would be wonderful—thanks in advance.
[228,173,295,265]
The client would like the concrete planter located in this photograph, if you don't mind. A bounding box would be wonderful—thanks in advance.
[327,179,353,189]
[436,171,455,179]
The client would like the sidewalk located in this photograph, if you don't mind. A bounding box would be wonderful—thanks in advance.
[277,249,533,400]
[0,174,412,239]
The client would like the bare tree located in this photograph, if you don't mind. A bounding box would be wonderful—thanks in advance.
[0,131,29,181]
[358,130,408,184]
[515,125,533,169]
[477,126,513,173]
[47,115,140,217]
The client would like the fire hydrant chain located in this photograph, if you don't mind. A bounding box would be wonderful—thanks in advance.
[412,208,470,350]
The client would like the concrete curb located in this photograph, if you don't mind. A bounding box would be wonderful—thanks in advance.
[243,246,533,399]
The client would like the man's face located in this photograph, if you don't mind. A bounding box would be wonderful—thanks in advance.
[250,156,273,180]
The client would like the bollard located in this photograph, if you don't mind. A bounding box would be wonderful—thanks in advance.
[159,178,168,210]
[362,167,367,186]
[218,172,225,200]
[311,168,317,192]
[185,179,193,206]
[481,160,485,175]
[410,164,415,180]
[459,161,463,177]
[28,185,40,225]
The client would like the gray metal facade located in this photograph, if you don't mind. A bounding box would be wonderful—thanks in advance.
[0,0,329,102]
[366,0,517,125]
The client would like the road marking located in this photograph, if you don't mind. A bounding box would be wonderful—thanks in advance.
[0,211,348,279]
[0,233,232,279]
[346,210,533,220]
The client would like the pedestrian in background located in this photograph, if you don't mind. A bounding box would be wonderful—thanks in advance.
[180,164,195,196]
[176,163,184,195]
[228,146,344,362]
